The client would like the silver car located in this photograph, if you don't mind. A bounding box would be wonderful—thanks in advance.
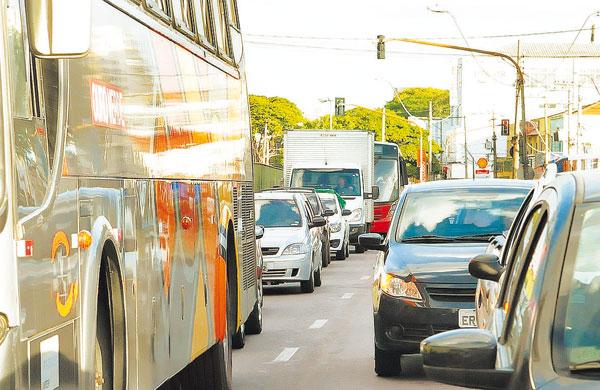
[318,192,351,260]
[254,192,326,293]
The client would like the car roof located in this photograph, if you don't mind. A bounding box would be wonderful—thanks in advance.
[551,170,600,204]
[405,179,534,194]
[254,191,304,201]
[317,192,336,199]
[261,187,317,195]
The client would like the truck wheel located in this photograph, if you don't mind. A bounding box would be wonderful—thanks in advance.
[245,301,263,335]
[314,267,322,287]
[300,269,315,293]
[375,344,401,377]
[355,245,365,254]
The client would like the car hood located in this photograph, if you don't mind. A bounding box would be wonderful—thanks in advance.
[260,227,307,250]
[385,242,488,284]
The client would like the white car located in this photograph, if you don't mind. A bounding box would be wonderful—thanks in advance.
[254,191,326,293]
[317,192,351,260]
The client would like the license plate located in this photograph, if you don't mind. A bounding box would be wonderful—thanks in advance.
[458,309,477,328]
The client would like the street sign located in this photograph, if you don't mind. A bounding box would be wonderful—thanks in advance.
[476,157,488,169]
[475,169,490,175]
[335,97,345,116]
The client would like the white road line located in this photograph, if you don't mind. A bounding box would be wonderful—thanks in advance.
[273,347,299,362]
[309,319,328,329]
[360,275,370,280]
[341,292,354,299]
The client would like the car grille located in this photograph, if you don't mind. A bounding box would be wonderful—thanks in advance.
[264,269,287,278]
[261,247,279,256]
[426,287,477,303]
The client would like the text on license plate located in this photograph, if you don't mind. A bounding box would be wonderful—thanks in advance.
[458,309,477,328]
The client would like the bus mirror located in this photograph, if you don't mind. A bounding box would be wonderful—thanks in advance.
[400,161,409,186]
[26,0,91,58]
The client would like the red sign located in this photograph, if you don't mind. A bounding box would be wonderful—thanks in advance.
[90,80,126,129]
[475,169,490,175]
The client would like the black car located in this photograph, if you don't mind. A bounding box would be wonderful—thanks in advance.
[421,171,600,389]
[359,179,531,376]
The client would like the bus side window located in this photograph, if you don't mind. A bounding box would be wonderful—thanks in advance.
[194,0,215,47]
[172,0,195,36]
[145,0,171,21]
[227,0,239,29]
[210,0,232,59]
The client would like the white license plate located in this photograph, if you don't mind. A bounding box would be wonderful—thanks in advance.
[458,309,477,328]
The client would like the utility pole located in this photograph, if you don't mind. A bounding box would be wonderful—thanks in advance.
[381,107,386,141]
[419,127,424,182]
[491,114,497,178]
[577,83,582,155]
[567,90,572,156]
[428,100,433,180]
[463,116,468,179]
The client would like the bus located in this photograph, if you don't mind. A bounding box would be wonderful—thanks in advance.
[372,142,408,236]
[0,0,259,388]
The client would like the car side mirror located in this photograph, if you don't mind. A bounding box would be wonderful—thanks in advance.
[469,254,503,282]
[255,225,265,240]
[323,209,335,217]
[342,209,352,217]
[310,216,327,228]
[26,0,92,57]
[371,186,380,200]
[421,329,512,389]
[358,233,387,251]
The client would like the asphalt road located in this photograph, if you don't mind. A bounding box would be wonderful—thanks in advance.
[233,251,464,390]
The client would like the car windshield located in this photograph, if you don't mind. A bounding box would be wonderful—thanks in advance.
[255,199,302,228]
[395,188,529,241]
[321,198,338,214]
[290,168,361,197]
[561,206,600,371]
[375,158,399,203]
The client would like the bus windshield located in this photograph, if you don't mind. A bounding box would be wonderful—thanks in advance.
[374,158,399,203]
[290,168,361,197]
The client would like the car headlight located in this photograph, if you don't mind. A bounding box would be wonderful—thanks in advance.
[348,208,363,222]
[282,243,309,255]
[330,222,342,233]
[380,273,422,300]
[0,313,8,345]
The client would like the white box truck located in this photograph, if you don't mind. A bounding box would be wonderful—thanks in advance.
[283,130,378,252]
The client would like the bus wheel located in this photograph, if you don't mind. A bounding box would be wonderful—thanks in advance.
[95,278,113,389]
[246,301,263,335]
[232,323,245,349]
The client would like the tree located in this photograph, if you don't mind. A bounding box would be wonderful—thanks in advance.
[386,87,450,118]
[249,95,306,167]
[306,106,441,178]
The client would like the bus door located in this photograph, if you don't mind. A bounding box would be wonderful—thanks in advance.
[8,2,79,386]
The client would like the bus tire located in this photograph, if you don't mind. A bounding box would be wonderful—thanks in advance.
[245,302,263,335]
[232,323,245,349]
[95,271,113,389]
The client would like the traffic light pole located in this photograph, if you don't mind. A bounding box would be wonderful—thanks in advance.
[377,36,532,179]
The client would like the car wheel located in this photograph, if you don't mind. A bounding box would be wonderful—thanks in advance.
[314,267,322,287]
[374,344,401,376]
[336,241,347,260]
[245,301,262,335]
[355,245,365,254]
[345,241,350,257]
[300,268,315,293]
[321,245,328,268]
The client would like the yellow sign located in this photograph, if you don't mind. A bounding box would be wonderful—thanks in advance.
[477,157,488,169]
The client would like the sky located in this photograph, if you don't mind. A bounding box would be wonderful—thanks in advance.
[237,0,600,158]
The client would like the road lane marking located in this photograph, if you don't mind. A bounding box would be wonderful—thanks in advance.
[273,347,299,362]
[360,275,369,280]
[309,319,328,329]
[341,293,354,299]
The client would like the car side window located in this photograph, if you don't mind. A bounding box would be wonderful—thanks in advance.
[553,204,600,375]
[501,188,535,266]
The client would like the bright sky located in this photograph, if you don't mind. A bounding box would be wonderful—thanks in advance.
[238,0,600,118]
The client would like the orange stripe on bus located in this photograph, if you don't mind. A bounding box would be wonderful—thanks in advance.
[214,254,227,341]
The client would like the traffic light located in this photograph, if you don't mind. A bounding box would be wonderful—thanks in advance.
[377,35,385,59]
[335,97,345,116]
[501,119,510,136]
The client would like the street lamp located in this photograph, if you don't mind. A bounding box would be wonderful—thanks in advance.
[319,98,334,130]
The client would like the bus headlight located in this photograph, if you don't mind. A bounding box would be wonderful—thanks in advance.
[330,222,342,233]
[282,243,309,255]
[0,313,8,345]
[380,274,422,300]
[348,208,363,222]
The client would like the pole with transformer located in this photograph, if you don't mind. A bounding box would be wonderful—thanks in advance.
[376,35,531,179]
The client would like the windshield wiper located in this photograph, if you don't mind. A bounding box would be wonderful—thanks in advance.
[570,360,600,372]
[401,235,456,243]
[452,233,498,242]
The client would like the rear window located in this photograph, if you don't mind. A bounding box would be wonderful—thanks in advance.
[395,188,529,241]
[255,199,302,228]
[321,198,338,213]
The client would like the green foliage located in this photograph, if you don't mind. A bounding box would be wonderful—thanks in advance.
[249,95,306,166]
[306,107,441,168]
[386,87,450,118]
